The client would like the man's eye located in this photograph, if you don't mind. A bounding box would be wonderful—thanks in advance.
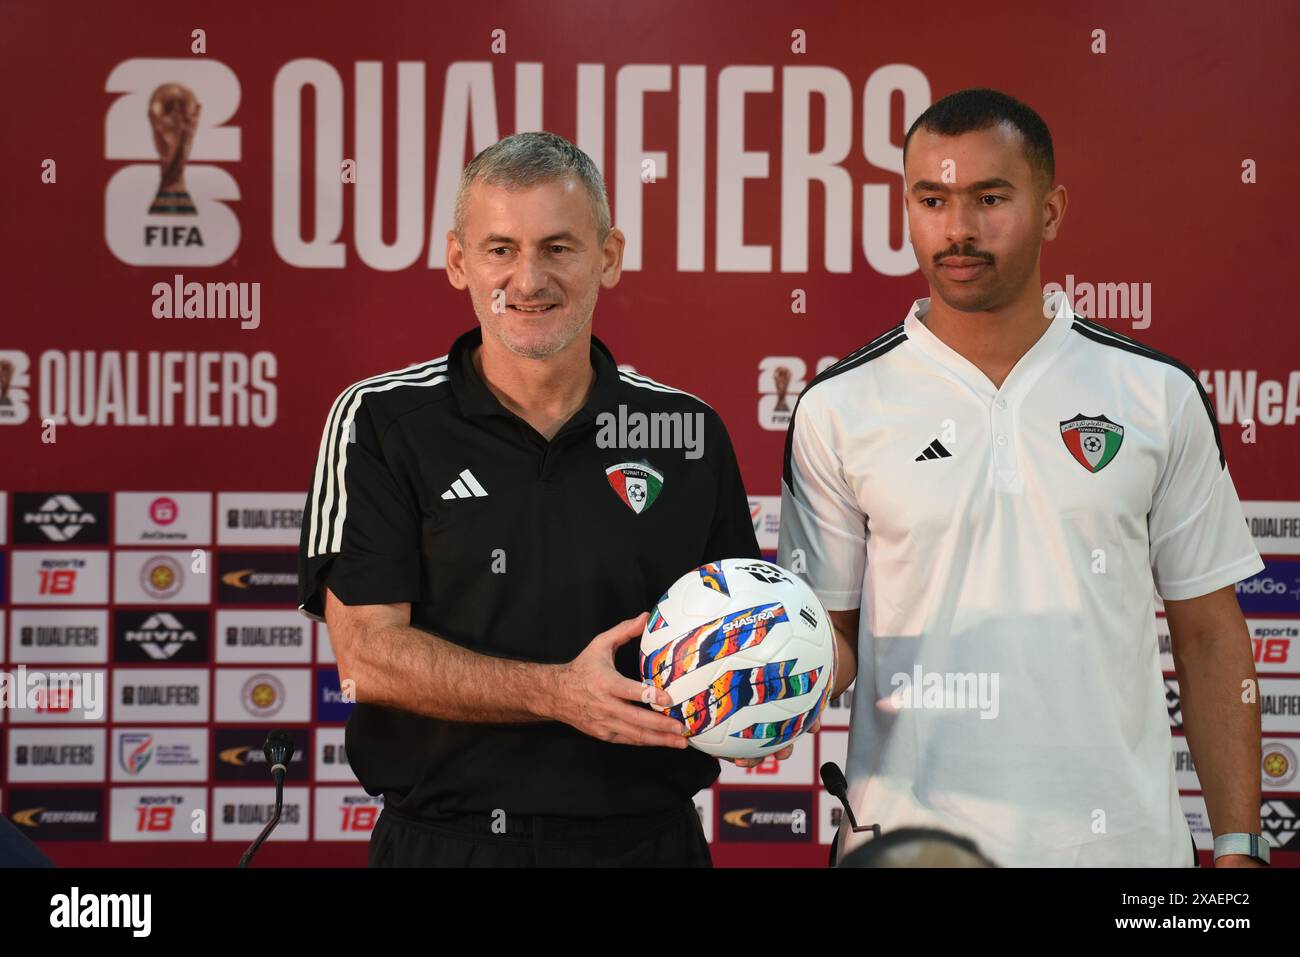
[980,195,1004,206]
[921,197,942,208]
[490,247,510,256]
[550,245,568,254]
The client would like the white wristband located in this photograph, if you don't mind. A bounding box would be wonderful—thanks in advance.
[1212,832,1270,864]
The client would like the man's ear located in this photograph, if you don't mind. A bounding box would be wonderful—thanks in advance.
[600,227,626,289]
[446,230,468,290]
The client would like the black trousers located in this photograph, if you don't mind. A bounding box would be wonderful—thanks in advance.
[369,799,712,867]
[0,815,53,867]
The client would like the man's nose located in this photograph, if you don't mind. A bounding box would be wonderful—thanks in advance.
[944,200,979,247]
[511,248,549,297]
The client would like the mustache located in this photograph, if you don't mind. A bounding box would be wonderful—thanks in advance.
[934,247,994,264]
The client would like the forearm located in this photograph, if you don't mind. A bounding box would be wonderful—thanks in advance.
[830,629,858,700]
[341,622,559,723]
[1173,634,1261,837]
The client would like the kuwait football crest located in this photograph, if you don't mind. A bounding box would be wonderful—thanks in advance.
[606,462,663,514]
[1060,414,1124,472]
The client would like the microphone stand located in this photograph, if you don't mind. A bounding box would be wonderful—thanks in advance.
[820,761,880,866]
[238,730,295,868]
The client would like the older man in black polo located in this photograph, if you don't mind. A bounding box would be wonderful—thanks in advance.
[298,131,761,866]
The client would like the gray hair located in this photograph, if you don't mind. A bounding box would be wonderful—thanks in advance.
[453,131,612,245]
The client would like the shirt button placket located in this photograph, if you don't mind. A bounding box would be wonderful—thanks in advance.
[991,393,1020,491]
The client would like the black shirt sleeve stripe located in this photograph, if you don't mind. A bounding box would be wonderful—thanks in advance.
[782,325,907,500]
[1069,320,1226,470]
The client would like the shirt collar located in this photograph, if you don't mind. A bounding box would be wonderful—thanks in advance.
[904,289,1076,397]
[448,326,622,424]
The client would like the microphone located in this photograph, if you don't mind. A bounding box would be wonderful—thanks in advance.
[820,762,881,837]
[238,730,296,867]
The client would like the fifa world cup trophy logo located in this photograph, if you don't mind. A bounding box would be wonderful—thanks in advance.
[148,83,201,214]
[773,365,792,412]
[0,359,12,406]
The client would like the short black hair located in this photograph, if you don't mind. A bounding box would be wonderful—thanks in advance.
[903,88,1055,193]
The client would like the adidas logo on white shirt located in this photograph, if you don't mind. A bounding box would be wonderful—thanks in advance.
[441,469,488,499]
[915,439,953,461]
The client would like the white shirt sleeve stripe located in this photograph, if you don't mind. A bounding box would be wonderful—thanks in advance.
[617,370,708,406]
[307,358,447,557]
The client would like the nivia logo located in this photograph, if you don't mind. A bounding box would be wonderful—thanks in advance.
[1260,799,1299,848]
[121,612,202,661]
[441,469,488,500]
[1165,679,1183,727]
[21,494,100,542]
[915,439,952,461]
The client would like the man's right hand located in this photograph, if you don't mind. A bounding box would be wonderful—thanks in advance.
[548,612,690,749]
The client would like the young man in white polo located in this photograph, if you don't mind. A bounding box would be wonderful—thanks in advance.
[779,88,1269,867]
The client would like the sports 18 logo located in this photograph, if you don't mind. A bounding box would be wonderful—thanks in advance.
[135,806,175,832]
[340,805,379,831]
[34,688,75,713]
[38,568,77,595]
[1254,638,1291,665]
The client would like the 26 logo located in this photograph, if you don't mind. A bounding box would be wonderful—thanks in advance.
[105,58,242,266]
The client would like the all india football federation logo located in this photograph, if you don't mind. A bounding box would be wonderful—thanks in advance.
[119,733,155,776]
[1059,413,1124,473]
[605,462,663,514]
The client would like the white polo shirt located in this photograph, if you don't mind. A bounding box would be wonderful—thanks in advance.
[778,291,1264,867]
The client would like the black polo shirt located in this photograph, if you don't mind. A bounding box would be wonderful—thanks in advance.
[297,327,761,818]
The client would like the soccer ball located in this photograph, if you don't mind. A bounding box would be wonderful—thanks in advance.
[639,558,834,761]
